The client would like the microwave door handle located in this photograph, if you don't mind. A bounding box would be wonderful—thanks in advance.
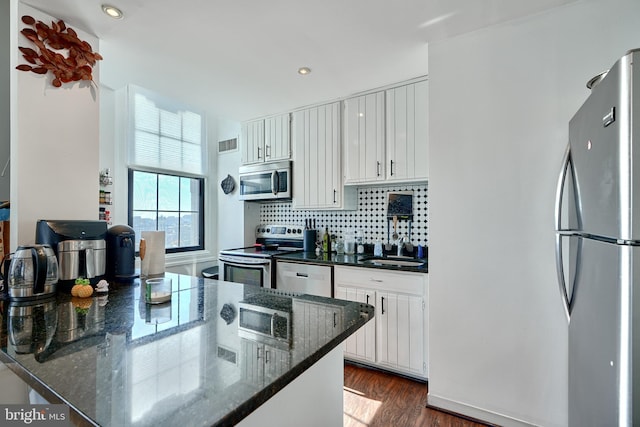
[271,171,278,195]
[270,313,277,336]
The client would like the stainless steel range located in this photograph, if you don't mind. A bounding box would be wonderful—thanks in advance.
[219,224,304,288]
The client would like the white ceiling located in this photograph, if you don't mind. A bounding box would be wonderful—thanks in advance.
[20,0,576,121]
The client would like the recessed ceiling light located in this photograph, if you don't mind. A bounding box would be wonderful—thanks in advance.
[298,67,311,75]
[102,4,123,19]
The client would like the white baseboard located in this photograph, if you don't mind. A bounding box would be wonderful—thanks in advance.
[426,394,539,427]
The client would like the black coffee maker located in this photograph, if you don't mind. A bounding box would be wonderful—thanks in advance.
[106,225,136,281]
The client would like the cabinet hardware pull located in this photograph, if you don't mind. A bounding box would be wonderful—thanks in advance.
[257,146,262,159]
[376,161,381,176]
[265,349,270,364]
[390,160,394,176]
[381,296,385,314]
[333,189,337,203]
[257,347,262,360]
[366,294,370,304]
[333,312,337,327]
[296,273,308,278]
[265,144,271,158]
[370,278,383,282]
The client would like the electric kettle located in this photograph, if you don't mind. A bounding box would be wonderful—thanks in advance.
[8,298,58,358]
[8,245,58,299]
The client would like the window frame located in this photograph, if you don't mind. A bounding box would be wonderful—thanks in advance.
[128,168,205,254]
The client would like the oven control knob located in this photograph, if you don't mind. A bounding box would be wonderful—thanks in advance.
[296,228,302,234]
[266,228,270,233]
[286,228,291,234]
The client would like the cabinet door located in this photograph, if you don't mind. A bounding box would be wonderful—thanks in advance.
[240,338,264,386]
[385,80,428,181]
[335,285,375,363]
[241,119,265,165]
[292,102,345,209]
[344,92,385,184]
[263,345,290,383]
[293,298,345,359]
[264,114,291,162]
[376,291,425,376]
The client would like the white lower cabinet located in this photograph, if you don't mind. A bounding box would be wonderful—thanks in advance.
[335,286,376,364]
[241,339,290,386]
[334,266,428,379]
[292,296,345,357]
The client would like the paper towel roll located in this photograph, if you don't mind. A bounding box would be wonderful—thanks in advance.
[140,231,165,277]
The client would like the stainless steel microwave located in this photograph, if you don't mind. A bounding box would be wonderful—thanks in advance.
[238,293,292,348]
[238,161,291,201]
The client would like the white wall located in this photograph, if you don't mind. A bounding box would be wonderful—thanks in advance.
[10,3,100,248]
[98,42,249,274]
[428,0,640,426]
[215,119,259,252]
[0,0,9,201]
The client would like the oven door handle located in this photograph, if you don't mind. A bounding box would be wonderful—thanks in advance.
[219,256,271,266]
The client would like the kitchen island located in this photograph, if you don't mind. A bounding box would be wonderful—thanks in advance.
[0,273,374,426]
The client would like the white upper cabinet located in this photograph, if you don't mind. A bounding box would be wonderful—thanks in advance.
[343,80,428,184]
[343,91,386,184]
[241,119,264,165]
[264,114,291,162]
[241,113,291,165]
[292,102,356,210]
[385,80,429,182]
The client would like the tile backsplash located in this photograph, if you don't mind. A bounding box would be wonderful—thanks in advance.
[259,183,428,246]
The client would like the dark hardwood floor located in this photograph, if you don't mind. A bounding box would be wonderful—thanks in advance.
[343,363,492,427]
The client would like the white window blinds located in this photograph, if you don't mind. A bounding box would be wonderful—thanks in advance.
[128,85,207,176]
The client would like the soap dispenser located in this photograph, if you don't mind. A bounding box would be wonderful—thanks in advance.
[374,237,383,257]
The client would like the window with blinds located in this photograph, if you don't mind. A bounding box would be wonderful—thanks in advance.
[128,86,206,176]
[127,86,206,253]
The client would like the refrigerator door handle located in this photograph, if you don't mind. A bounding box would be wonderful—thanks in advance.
[555,233,571,321]
[555,144,571,232]
[555,144,572,321]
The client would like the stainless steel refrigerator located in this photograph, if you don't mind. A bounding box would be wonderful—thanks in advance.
[555,48,640,427]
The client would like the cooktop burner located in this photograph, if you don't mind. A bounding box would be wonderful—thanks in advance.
[220,246,299,258]
[219,224,304,259]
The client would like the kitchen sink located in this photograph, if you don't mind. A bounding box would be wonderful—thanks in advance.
[360,256,426,268]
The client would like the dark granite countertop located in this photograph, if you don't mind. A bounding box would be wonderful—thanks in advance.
[0,273,374,426]
[273,251,428,273]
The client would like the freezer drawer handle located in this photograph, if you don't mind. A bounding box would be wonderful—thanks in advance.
[296,272,309,278]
